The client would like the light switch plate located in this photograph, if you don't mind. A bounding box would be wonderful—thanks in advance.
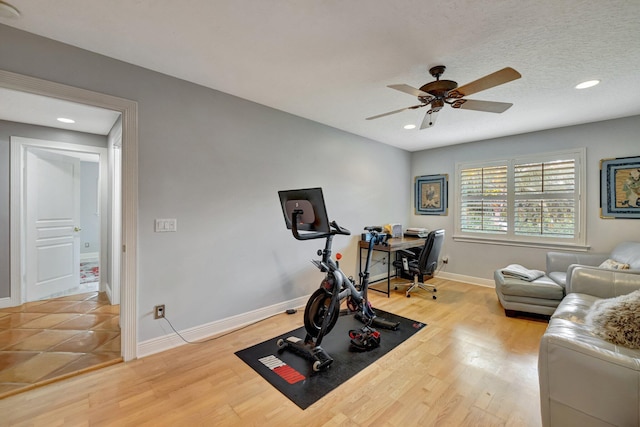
[155,218,177,232]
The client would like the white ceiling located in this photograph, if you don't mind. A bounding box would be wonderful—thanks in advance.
[0,87,120,135]
[1,0,639,151]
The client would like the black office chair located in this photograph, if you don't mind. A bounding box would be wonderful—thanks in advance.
[392,229,445,298]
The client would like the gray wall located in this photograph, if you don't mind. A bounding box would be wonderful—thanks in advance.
[0,25,411,341]
[0,119,107,298]
[80,161,100,255]
[3,23,638,346]
[410,116,640,281]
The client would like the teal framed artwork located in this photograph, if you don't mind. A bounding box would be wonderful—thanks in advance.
[415,174,448,215]
[600,156,640,219]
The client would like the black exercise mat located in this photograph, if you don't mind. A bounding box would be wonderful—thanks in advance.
[235,309,426,409]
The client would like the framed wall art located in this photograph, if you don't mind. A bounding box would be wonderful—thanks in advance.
[415,174,448,215]
[600,155,640,219]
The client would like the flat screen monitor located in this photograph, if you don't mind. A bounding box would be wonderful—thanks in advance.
[278,187,330,233]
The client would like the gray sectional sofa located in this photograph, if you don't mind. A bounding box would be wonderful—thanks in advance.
[538,241,640,426]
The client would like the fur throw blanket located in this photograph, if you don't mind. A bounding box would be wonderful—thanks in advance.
[586,289,640,349]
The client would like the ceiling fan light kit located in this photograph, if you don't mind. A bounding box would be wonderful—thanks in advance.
[367,65,522,130]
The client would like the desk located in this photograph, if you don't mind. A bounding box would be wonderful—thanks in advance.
[358,236,426,297]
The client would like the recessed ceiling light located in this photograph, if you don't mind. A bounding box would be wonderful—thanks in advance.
[575,80,600,89]
[57,117,76,124]
[403,124,416,130]
[0,1,20,18]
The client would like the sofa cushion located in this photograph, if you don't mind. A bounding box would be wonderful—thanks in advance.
[547,271,566,288]
[599,258,631,270]
[551,293,598,323]
[611,242,640,270]
[496,274,563,300]
[586,289,640,349]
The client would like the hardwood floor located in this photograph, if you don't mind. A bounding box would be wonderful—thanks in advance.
[0,279,548,426]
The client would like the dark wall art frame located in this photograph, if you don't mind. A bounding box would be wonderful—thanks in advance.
[415,174,448,216]
[600,155,640,219]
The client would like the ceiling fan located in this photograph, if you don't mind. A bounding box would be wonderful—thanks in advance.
[366,65,521,129]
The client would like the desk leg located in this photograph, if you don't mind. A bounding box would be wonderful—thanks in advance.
[386,252,391,297]
[361,246,392,298]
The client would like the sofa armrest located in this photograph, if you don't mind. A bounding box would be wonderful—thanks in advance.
[567,266,640,298]
[539,318,640,427]
[545,251,607,275]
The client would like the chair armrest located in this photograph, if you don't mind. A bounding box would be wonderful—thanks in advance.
[396,249,418,259]
[567,266,640,298]
[546,251,608,275]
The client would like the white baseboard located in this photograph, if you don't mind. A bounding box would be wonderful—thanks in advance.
[80,252,99,262]
[436,271,495,288]
[137,295,309,358]
[137,273,495,358]
[104,283,113,304]
[0,296,11,309]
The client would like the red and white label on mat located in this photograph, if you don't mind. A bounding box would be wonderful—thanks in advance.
[258,355,305,384]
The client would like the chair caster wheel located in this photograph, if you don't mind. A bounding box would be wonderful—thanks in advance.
[406,293,411,298]
[433,288,437,292]
[432,295,437,300]
[394,286,398,290]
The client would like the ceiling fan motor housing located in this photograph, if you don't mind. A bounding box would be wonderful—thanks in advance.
[419,80,458,100]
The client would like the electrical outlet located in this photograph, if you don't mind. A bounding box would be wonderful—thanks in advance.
[442,257,449,264]
[154,304,165,319]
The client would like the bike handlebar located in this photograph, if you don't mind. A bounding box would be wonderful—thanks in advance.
[330,220,351,236]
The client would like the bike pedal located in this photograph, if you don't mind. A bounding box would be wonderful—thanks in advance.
[348,326,381,351]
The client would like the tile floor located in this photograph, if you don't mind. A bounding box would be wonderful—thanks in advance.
[0,291,121,398]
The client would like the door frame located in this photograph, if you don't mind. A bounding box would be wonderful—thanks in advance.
[1,69,138,361]
[11,137,108,302]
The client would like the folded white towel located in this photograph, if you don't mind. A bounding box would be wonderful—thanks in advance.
[500,264,545,282]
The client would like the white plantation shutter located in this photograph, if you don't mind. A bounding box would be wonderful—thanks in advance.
[514,160,576,237]
[456,149,584,247]
[460,165,508,234]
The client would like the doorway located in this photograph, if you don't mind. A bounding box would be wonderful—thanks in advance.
[0,69,138,363]
[1,123,122,397]
[10,137,108,303]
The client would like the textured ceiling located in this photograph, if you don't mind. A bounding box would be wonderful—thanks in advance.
[1,0,639,151]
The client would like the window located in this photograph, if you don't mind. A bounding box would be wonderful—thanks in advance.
[455,149,585,248]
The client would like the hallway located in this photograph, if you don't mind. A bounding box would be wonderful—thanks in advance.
[0,291,121,398]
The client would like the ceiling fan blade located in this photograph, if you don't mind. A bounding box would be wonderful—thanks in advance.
[447,67,521,98]
[450,99,513,113]
[366,104,425,120]
[387,84,431,98]
[420,109,439,129]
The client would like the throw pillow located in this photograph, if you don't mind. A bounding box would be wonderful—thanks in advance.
[586,289,640,349]
[599,258,631,270]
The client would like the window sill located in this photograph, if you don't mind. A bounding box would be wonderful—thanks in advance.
[452,234,590,252]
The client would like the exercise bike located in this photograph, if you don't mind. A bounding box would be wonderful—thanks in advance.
[277,188,400,371]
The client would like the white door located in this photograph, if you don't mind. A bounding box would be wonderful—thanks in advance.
[24,147,81,301]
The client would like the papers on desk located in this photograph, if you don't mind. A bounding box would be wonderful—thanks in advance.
[404,227,428,237]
